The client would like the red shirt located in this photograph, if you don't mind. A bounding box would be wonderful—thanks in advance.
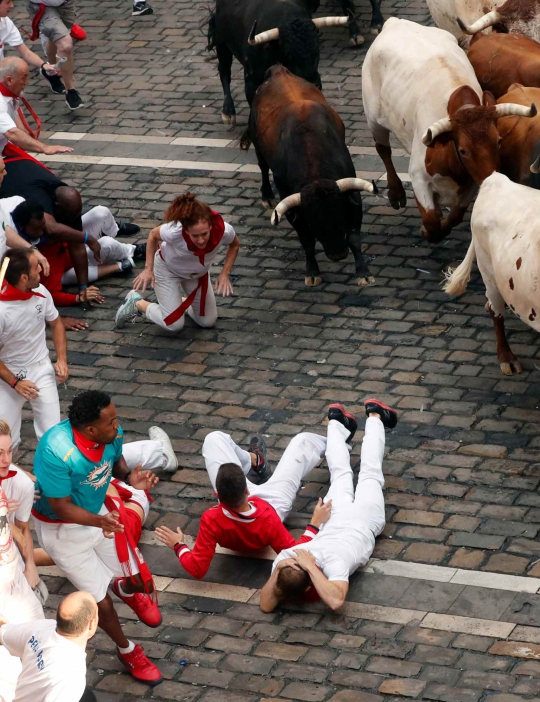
[174,496,318,579]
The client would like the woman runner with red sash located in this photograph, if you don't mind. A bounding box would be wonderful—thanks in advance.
[115,193,240,331]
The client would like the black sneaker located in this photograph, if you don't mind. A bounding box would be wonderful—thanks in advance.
[65,89,84,110]
[120,258,134,272]
[117,222,140,237]
[328,404,358,442]
[248,435,271,483]
[133,243,147,260]
[132,1,153,15]
[364,398,398,430]
[40,66,65,94]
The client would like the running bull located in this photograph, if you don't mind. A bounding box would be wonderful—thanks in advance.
[207,0,351,127]
[241,65,377,288]
[362,18,536,243]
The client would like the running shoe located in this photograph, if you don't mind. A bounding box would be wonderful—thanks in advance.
[115,290,142,328]
[117,643,163,685]
[134,243,147,260]
[328,403,358,441]
[132,1,153,15]
[148,426,178,472]
[117,222,140,237]
[120,258,134,272]
[248,434,271,483]
[111,578,162,627]
[65,89,85,110]
[40,66,65,94]
[364,398,398,429]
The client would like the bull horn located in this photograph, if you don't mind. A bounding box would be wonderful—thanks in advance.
[531,154,540,173]
[312,15,349,28]
[456,10,500,35]
[336,177,378,195]
[495,102,537,118]
[248,20,279,45]
[271,193,302,225]
[422,117,453,146]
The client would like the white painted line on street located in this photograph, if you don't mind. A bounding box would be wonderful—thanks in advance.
[450,569,540,594]
[367,559,457,583]
[164,577,257,603]
[421,613,516,639]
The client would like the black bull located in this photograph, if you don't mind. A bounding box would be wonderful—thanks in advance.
[241,66,377,288]
[207,0,383,126]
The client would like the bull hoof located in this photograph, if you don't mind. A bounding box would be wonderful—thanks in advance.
[500,357,523,375]
[388,190,407,210]
[221,112,236,127]
[261,198,276,210]
[357,276,375,287]
[349,34,365,46]
[305,276,322,287]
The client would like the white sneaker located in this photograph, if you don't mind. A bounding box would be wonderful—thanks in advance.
[148,426,178,472]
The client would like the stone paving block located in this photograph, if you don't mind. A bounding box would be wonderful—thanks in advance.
[378,678,427,697]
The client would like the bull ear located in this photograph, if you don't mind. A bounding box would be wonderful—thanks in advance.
[482,91,496,107]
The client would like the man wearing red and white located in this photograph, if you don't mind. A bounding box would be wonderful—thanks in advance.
[0,248,67,451]
[0,591,97,702]
[155,430,333,579]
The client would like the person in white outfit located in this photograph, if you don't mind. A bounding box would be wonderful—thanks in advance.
[260,399,398,613]
[0,591,98,702]
[115,192,239,331]
[0,248,67,450]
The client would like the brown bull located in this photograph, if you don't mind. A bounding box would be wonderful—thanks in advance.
[495,84,540,186]
[468,33,540,98]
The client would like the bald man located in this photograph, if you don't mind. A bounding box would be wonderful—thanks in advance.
[0,591,97,702]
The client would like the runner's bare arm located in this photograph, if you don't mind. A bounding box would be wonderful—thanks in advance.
[7,115,73,155]
[48,317,69,382]
[133,226,162,293]
[14,518,39,589]
[47,496,124,532]
[4,225,50,275]
[15,44,55,72]
[293,550,349,611]
[0,359,39,399]
[214,235,239,297]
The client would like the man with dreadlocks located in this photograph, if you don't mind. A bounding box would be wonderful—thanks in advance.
[115,192,240,331]
[32,390,165,687]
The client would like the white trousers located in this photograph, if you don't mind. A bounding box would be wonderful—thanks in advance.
[32,439,162,604]
[145,252,218,332]
[0,360,60,450]
[202,431,326,522]
[324,418,386,536]
[0,563,44,702]
[61,206,135,285]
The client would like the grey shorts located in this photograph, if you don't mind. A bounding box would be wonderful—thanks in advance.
[27,0,76,42]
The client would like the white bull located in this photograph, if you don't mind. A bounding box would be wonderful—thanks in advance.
[445,172,540,375]
[427,0,540,48]
[361,18,535,243]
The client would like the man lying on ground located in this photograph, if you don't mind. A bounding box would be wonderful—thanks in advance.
[260,400,397,612]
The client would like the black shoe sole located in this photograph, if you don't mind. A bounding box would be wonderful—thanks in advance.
[328,403,358,441]
[364,398,398,429]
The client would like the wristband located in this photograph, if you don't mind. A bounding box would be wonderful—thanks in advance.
[10,377,20,389]
[84,233,89,244]
[307,524,320,533]
[78,284,88,291]
[124,471,132,486]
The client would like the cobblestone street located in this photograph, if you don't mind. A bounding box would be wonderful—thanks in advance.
[11,0,540,698]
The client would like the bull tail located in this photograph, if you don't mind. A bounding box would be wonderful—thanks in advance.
[201,6,217,56]
[443,240,476,296]
[239,129,252,151]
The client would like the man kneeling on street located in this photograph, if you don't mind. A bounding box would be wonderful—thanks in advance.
[260,400,397,612]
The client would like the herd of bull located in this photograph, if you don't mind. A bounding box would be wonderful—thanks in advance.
[206,0,540,376]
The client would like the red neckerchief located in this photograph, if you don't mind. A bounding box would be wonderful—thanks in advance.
[0,281,45,302]
[0,469,17,483]
[0,83,41,139]
[181,212,226,264]
[72,427,106,462]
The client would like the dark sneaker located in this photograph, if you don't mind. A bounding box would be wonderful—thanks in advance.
[364,398,398,429]
[120,257,134,272]
[40,66,65,94]
[132,1,153,15]
[66,89,85,110]
[328,404,358,441]
[134,243,147,260]
[248,434,271,483]
[118,222,140,237]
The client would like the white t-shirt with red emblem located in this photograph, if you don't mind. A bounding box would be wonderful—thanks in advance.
[159,221,236,279]
[0,17,23,63]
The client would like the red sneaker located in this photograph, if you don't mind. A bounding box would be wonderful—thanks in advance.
[111,578,162,628]
[364,398,398,429]
[117,644,163,686]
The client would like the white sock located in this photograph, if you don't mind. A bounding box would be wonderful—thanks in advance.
[118,580,134,598]
[116,261,122,271]
[118,640,135,654]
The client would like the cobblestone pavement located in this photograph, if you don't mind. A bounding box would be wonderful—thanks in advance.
[9,0,540,698]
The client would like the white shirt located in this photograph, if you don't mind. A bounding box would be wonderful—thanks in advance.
[0,485,18,583]
[2,465,34,525]
[0,619,87,702]
[159,221,236,278]
[273,509,376,582]
[0,284,58,369]
[0,17,23,62]
[0,92,19,153]
[40,0,66,5]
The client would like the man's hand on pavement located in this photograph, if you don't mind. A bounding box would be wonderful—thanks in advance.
[61,317,89,331]
[43,144,74,155]
[155,525,184,549]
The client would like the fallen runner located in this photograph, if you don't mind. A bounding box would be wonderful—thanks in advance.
[260,400,397,612]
